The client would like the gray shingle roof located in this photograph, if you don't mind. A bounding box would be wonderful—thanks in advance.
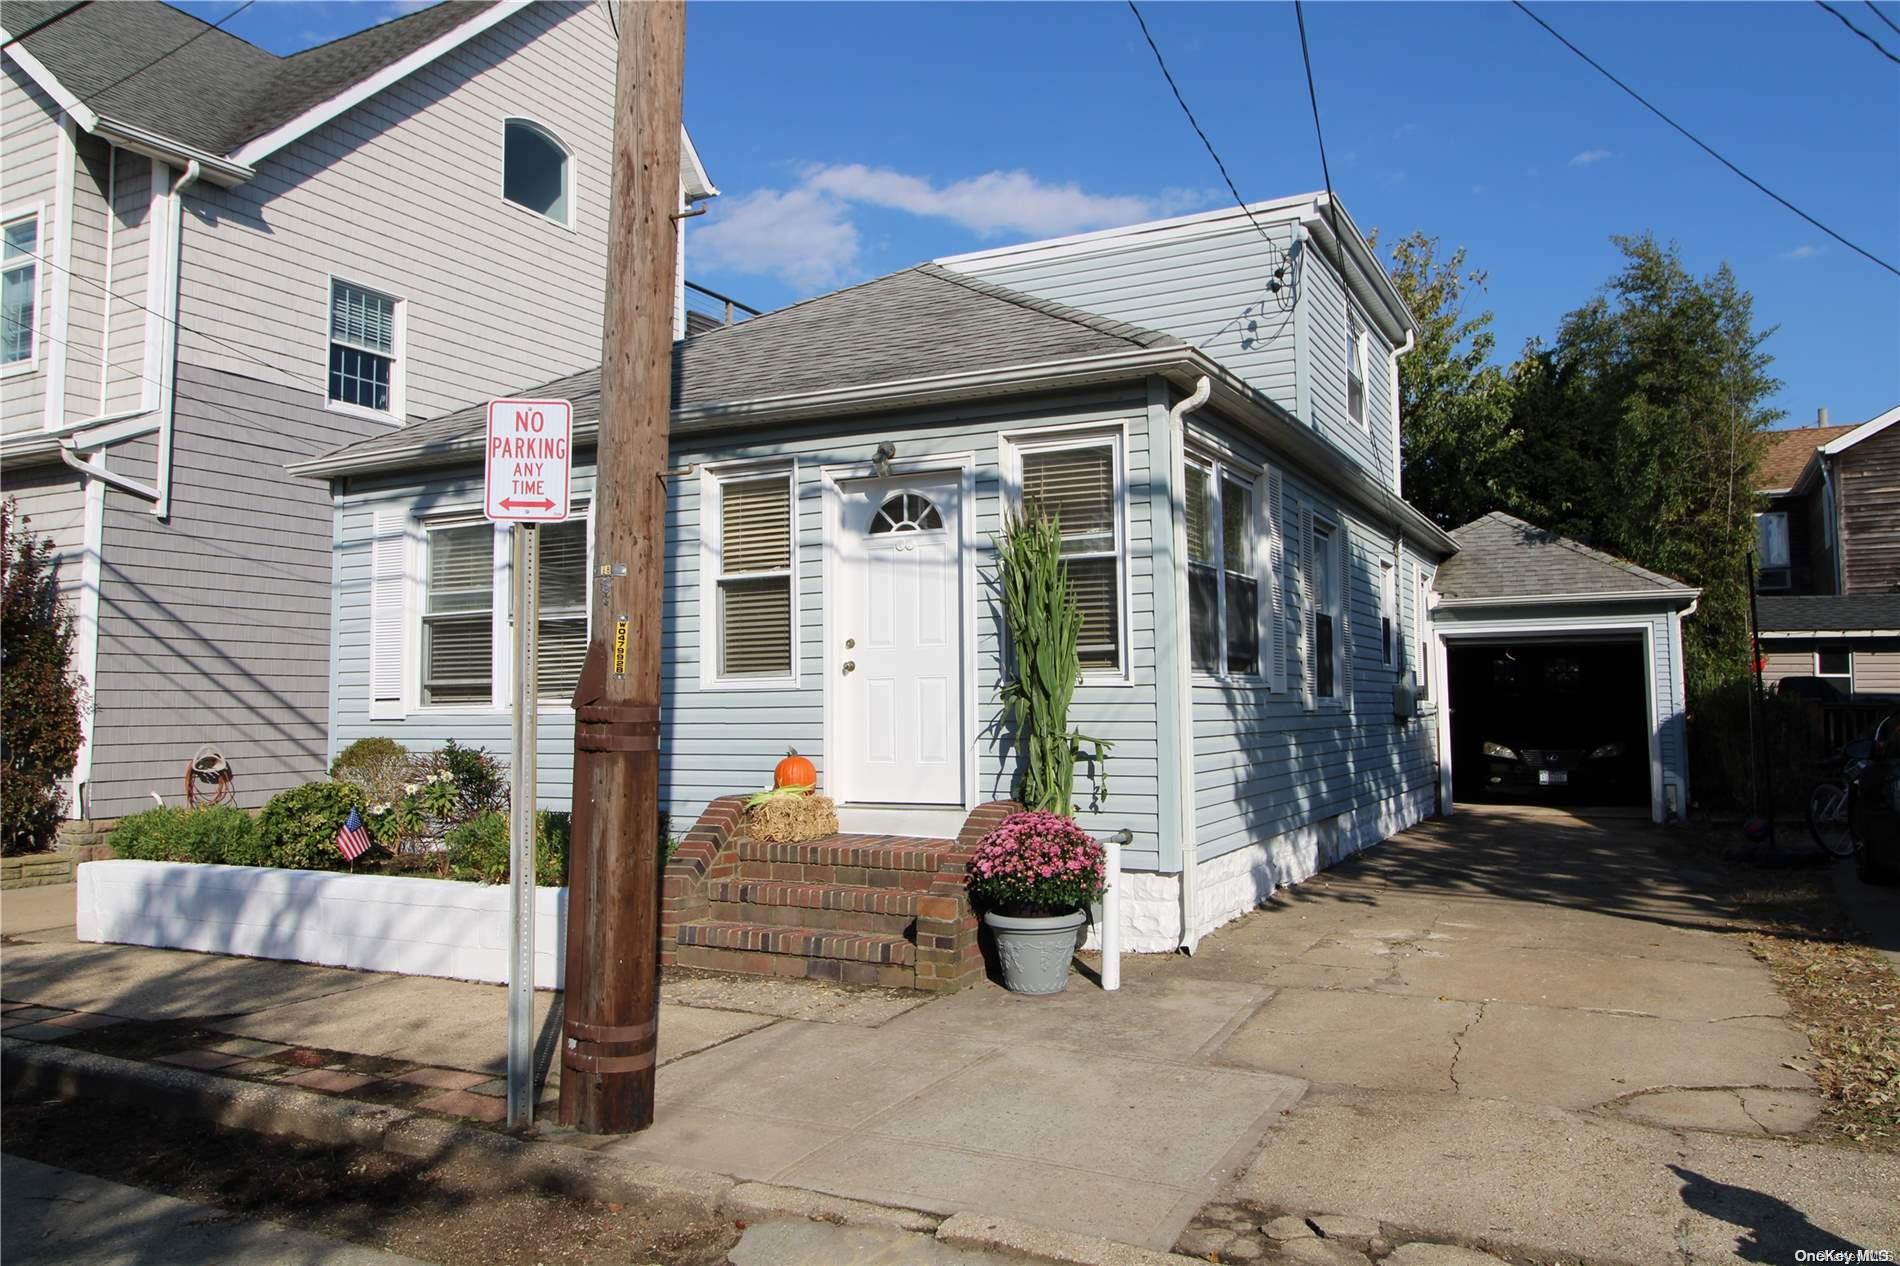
[1434,512,1694,602]
[1757,594,1900,633]
[4,0,494,157]
[305,264,1181,472]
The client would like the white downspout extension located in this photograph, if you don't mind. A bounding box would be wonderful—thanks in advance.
[1389,327,1414,496]
[1169,375,1212,952]
[152,159,201,521]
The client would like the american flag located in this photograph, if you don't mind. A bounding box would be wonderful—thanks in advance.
[335,807,373,861]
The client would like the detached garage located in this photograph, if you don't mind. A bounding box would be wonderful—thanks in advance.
[1428,514,1701,823]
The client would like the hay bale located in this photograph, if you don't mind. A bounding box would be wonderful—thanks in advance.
[745,793,838,843]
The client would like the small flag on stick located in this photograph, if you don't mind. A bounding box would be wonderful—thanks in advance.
[335,807,372,862]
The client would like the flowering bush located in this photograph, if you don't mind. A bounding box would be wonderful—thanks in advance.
[967,810,1106,917]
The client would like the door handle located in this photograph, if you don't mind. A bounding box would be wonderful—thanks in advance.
[842,660,856,674]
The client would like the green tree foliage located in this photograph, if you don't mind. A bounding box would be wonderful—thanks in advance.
[1512,235,1781,699]
[1381,232,1523,530]
[1,499,87,854]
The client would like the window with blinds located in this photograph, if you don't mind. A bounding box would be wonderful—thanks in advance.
[329,280,398,413]
[715,473,794,680]
[1185,456,1263,679]
[537,517,588,699]
[1018,439,1122,674]
[423,522,493,704]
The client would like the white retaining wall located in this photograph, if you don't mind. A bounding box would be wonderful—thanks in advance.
[76,860,568,988]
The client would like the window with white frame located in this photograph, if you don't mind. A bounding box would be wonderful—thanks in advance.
[2,213,38,367]
[1756,512,1790,591]
[1380,558,1396,667]
[535,517,589,700]
[1015,433,1125,676]
[1816,643,1852,685]
[329,280,399,414]
[1346,306,1367,429]
[1310,517,1343,700]
[1185,456,1265,678]
[422,520,495,705]
[1414,565,1434,701]
[503,119,572,226]
[710,470,795,682]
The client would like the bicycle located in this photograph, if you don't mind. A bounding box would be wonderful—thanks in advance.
[1806,735,1872,859]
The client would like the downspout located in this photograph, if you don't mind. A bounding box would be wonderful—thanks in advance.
[151,159,201,521]
[1168,375,1212,952]
[1389,327,1414,497]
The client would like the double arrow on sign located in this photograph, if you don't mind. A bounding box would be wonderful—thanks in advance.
[498,497,556,512]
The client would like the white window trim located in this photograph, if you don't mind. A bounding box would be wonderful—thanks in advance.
[500,115,577,233]
[1380,557,1397,668]
[1,202,45,378]
[1414,561,1436,707]
[495,503,594,713]
[409,511,502,713]
[1308,510,1350,712]
[324,274,406,424]
[1814,645,1854,689]
[999,421,1134,686]
[1346,301,1369,432]
[698,459,800,691]
[1755,510,1792,590]
[1184,447,1273,686]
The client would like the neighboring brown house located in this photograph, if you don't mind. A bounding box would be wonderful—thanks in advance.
[1755,405,1900,696]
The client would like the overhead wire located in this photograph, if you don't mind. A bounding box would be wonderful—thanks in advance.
[1814,0,1900,63]
[1867,0,1900,37]
[0,1,93,52]
[1512,1,1900,278]
[1291,0,1348,273]
[72,0,257,109]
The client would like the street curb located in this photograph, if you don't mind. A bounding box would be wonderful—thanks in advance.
[4,1038,1207,1266]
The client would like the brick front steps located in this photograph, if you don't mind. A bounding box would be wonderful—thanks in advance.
[661,798,1018,993]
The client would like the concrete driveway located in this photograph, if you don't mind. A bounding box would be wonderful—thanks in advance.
[1161,805,1897,1264]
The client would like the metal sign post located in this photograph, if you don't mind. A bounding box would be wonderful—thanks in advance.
[506,523,539,1129]
[484,398,572,1131]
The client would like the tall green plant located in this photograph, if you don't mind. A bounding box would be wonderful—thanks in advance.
[995,514,1109,816]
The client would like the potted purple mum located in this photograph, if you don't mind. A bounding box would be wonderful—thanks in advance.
[968,810,1107,994]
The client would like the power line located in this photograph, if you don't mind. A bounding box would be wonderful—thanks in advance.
[1868,1,1900,38]
[1815,0,1900,63]
[0,1,92,52]
[1512,1,1900,278]
[1124,1,1279,247]
[1291,0,1347,273]
[73,0,256,109]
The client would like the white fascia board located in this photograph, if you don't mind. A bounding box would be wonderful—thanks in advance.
[934,191,1320,270]
[1,39,99,131]
[91,117,253,186]
[680,126,717,200]
[1819,404,1900,456]
[226,0,532,168]
[1435,589,1702,610]
[1757,628,1900,639]
[1300,195,1416,344]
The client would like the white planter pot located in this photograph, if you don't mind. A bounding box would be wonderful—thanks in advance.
[75,860,568,987]
[983,908,1086,995]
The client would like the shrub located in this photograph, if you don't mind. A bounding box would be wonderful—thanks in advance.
[446,809,571,886]
[256,781,366,871]
[415,739,507,819]
[330,737,412,807]
[1,499,87,855]
[330,736,408,780]
[109,805,262,865]
[966,810,1106,917]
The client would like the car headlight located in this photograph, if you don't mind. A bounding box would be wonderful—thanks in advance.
[1589,743,1625,760]
[1482,741,1520,761]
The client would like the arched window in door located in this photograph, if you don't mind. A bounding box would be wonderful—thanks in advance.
[869,492,943,534]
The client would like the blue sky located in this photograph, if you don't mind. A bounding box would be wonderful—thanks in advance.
[186,1,1899,427]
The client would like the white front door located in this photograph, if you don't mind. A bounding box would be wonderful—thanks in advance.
[836,472,965,806]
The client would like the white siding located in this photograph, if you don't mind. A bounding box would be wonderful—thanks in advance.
[2,59,60,434]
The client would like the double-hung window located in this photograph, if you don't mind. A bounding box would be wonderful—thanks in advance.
[1756,512,1790,591]
[1310,518,1341,701]
[1346,306,1367,429]
[329,279,400,415]
[422,521,495,705]
[2,213,38,368]
[1185,456,1265,678]
[1414,564,1434,702]
[1380,558,1397,667]
[1014,432,1125,677]
[709,469,796,683]
[535,516,589,700]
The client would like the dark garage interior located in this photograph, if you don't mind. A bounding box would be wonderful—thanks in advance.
[1449,638,1652,809]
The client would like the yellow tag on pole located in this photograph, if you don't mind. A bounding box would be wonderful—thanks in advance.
[612,619,630,674]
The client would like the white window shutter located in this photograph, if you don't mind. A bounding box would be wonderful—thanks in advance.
[1262,465,1285,693]
[1299,506,1316,711]
[368,510,407,719]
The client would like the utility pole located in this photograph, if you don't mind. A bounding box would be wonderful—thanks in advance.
[559,0,683,1135]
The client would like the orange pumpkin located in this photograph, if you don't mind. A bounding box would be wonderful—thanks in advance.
[774,748,816,791]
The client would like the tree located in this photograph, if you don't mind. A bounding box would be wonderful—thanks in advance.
[1,498,87,853]
[1513,236,1781,700]
[1380,232,1523,530]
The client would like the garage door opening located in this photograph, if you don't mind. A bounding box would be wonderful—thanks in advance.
[1449,639,1650,810]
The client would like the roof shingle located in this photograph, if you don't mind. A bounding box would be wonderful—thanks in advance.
[1434,512,1694,603]
[1758,424,1858,492]
[1756,594,1900,633]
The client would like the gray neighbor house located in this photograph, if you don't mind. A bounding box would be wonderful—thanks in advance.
[0,1,715,819]
[294,195,1701,962]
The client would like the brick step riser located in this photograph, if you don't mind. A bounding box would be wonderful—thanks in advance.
[735,839,949,872]
[675,922,916,967]
[675,943,915,990]
[737,860,940,891]
[707,900,917,937]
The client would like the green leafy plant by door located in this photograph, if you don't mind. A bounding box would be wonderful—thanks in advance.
[995,513,1110,817]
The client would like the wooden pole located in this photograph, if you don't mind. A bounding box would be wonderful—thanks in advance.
[559,0,682,1135]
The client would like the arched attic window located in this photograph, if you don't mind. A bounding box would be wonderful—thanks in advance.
[503,118,572,226]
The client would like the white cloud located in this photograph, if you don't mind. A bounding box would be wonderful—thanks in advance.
[693,188,861,290]
[1569,149,1613,167]
[1785,244,1823,261]
[801,164,1196,238]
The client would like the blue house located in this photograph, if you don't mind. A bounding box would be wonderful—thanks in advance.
[295,193,1695,974]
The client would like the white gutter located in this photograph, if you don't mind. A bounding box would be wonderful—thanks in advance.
[1758,628,1900,639]
[1168,375,1212,953]
[1434,589,1702,609]
[90,119,250,187]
